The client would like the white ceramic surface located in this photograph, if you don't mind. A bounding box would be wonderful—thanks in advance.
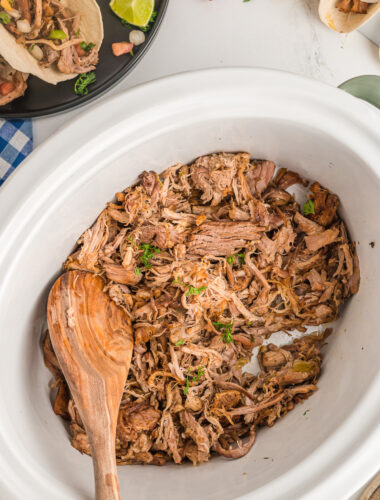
[0,68,380,500]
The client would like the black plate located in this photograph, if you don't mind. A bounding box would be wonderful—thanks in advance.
[0,0,168,119]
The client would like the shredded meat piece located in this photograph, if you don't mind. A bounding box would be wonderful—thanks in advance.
[246,160,275,195]
[305,227,340,252]
[337,0,368,13]
[273,168,308,190]
[188,221,262,256]
[309,182,339,227]
[191,153,250,206]
[0,57,27,106]
[45,153,359,465]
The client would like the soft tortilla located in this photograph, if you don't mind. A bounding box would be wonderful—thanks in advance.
[319,0,380,33]
[0,0,103,84]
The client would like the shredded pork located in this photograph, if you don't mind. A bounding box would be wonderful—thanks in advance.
[336,0,369,13]
[0,56,27,106]
[43,153,360,465]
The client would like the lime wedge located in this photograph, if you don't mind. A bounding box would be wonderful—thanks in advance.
[110,0,155,27]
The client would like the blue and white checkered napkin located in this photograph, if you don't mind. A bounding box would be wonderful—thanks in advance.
[0,119,33,187]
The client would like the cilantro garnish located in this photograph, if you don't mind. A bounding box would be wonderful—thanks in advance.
[173,277,207,296]
[183,365,205,395]
[226,253,245,266]
[303,200,315,215]
[80,42,95,53]
[226,255,235,265]
[186,286,207,296]
[74,72,96,96]
[213,321,234,343]
[238,253,245,264]
[173,276,185,286]
[183,368,191,395]
[175,339,185,346]
[193,365,205,381]
[134,267,141,276]
[139,243,160,268]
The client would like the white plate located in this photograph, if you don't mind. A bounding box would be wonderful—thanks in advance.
[0,68,379,500]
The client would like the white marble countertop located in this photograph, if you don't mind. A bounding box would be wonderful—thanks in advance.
[33,0,380,147]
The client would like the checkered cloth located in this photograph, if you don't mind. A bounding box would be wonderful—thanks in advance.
[0,119,33,187]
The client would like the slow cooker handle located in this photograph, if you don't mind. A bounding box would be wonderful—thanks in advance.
[338,75,380,110]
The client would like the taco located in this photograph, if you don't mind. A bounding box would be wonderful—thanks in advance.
[0,0,103,85]
[319,0,380,33]
[0,55,28,105]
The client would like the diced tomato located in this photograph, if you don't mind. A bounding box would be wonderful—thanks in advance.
[112,42,134,57]
[0,81,15,96]
[74,44,87,57]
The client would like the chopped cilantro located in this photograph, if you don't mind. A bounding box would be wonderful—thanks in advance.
[303,409,310,416]
[175,339,185,346]
[183,365,205,394]
[192,365,205,382]
[74,72,96,96]
[303,199,315,215]
[186,286,207,296]
[80,42,95,53]
[134,267,141,276]
[173,278,207,297]
[128,236,136,247]
[183,368,191,395]
[173,276,184,285]
[227,255,235,265]
[213,321,234,344]
[238,253,245,264]
[139,243,160,268]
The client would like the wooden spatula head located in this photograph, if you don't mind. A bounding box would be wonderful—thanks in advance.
[47,270,133,500]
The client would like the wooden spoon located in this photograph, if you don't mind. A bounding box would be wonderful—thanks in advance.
[47,270,134,500]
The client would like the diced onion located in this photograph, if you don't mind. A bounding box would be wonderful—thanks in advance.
[129,30,145,46]
[29,44,43,61]
[16,19,31,33]
[8,9,21,19]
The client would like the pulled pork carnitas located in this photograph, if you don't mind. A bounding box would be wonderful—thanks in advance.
[336,0,370,13]
[43,152,360,465]
[0,55,27,105]
[0,0,98,74]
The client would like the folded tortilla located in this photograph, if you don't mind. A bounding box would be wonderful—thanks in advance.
[0,0,103,85]
[0,56,28,105]
[319,0,380,33]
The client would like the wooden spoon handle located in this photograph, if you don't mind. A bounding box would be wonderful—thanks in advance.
[90,431,121,500]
